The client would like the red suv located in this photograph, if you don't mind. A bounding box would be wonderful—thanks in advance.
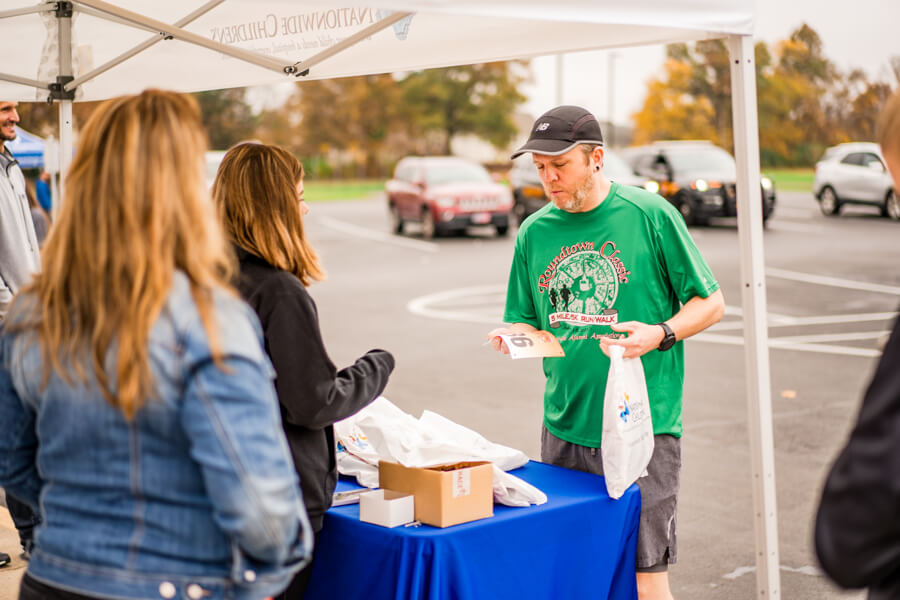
[386,156,513,238]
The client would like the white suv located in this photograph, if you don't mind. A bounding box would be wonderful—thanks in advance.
[813,142,899,220]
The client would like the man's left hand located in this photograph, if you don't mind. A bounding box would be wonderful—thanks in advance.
[599,321,665,359]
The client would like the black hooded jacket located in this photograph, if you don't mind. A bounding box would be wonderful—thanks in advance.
[235,248,394,531]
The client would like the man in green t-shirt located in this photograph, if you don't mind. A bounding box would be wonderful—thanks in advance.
[489,106,725,600]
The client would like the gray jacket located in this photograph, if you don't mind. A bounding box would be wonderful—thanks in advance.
[0,148,41,318]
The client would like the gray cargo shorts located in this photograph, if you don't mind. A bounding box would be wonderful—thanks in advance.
[541,426,681,571]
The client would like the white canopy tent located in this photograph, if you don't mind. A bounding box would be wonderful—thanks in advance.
[0,2,780,596]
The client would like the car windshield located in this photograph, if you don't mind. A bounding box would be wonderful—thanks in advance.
[603,151,636,179]
[425,162,493,185]
[665,146,736,176]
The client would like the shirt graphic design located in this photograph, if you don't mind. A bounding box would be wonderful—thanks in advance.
[539,240,630,328]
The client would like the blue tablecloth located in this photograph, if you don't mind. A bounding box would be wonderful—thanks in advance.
[305,461,641,600]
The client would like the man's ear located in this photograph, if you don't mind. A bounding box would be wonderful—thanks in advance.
[593,147,605,170]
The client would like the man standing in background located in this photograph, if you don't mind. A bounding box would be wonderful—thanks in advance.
[0,100,42,567]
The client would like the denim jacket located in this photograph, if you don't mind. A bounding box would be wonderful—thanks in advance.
[0,273,312,600]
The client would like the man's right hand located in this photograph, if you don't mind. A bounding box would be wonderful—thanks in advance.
[486,323,539,355]
[486,327,513,354]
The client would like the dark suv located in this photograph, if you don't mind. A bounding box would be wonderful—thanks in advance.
[621,141,776,226]
[385,156,513,238]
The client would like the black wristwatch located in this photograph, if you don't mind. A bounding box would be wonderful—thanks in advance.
[657,322,676,351]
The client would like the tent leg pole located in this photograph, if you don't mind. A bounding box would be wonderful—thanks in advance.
[727,33,781,599]
[58,101,72,207]
[56,1,74,208]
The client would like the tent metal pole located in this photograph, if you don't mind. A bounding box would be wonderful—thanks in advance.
[0,4,49,20]
[290,11,414,76]
[0,73,47,90]
[72,0,298,75]
[727,33,781,599]
[57,3,74,208]
[66,0,224,92]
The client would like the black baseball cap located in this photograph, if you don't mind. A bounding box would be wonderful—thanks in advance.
[511,105,604,159]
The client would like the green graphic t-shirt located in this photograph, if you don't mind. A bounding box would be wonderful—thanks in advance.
[503,182,719,447]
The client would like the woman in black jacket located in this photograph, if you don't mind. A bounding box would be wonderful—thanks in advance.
[213,142,395,599]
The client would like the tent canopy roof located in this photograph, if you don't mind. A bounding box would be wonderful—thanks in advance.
[0,0,754,102]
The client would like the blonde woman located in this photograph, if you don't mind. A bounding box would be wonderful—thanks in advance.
[214,143,394,598]
[0,91,311,600]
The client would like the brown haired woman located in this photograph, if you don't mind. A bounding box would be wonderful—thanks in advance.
[0,91,311,600]
[214,142,395,598]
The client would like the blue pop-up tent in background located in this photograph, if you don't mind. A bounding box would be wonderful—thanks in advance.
[7,126,45,169]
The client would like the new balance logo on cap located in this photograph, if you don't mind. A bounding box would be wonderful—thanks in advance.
[511,105,605,159]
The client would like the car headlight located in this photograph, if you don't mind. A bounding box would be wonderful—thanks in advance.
[761,176,773,190]
[693,179,709,192]
[644,180,660,194]
[434,196,456,208]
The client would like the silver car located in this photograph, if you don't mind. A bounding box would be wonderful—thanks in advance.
[813,142,899,220]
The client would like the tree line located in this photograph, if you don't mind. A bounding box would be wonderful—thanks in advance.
[632,24,898,167]
[15,24,894,174]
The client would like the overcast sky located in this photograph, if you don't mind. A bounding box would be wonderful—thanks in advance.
[524,0,900,127]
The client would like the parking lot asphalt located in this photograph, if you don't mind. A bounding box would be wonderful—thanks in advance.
[2,188,891,598]
[305,189,891,599]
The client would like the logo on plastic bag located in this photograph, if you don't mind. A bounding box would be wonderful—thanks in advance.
[618,393,631,423]
[336,433,371,454]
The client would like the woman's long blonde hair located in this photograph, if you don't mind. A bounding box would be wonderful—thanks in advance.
[8,89,233,419]
[213,142,324,286]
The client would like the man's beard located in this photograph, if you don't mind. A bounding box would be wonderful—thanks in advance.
[0,125,16,143]
[555,168,595,212]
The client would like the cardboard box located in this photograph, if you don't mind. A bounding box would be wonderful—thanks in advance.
[378,460,494,528]
[359,489,415,528]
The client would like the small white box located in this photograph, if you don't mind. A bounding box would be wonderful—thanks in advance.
[359,489,415,528]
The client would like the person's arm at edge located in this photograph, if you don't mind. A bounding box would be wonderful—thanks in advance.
[0,333,42,511]
[600,289,725,359]
[814,317,900,589]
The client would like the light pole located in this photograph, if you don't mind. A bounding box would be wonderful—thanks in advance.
[607,51,619,148]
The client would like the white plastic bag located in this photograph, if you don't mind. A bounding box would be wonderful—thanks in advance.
[600,345,654,499]
[334,397,547,506]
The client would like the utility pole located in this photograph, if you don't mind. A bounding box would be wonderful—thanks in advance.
[555,54,564,106]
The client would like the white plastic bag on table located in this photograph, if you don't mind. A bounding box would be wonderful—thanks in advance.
[600,345,654,499]
[334,397,546,506]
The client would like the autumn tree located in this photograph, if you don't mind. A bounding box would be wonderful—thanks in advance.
[400,61,528,155]
[256,61,528,177]
[277,73,408,178]
[193,89,257,150]
[632,24,896,167]
[631,40,768,150]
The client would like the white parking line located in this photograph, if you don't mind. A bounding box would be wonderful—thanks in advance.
[315,216,440,253]
[722,565,821,580]
[767,267,900,295]
[407,274,897,358]
[772,330,889,344]
[407,285,505,324]
[696,332,882,358]
[710,310,898,331]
